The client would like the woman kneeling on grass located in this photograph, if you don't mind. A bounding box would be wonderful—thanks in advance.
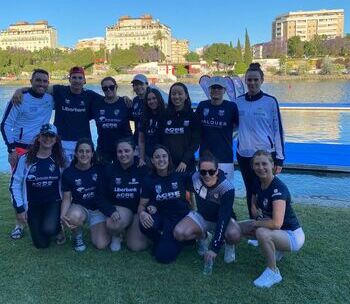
[60,138,109,252]
[10,124,66,249]
[239,150,305,288]
[97,138,149,252]
[173,151,241,265]
[138,145,191,264]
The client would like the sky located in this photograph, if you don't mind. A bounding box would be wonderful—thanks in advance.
[1,0,349,50]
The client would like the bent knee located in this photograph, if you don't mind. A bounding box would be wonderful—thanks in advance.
[255,227,272,242]
[93,239,109,250]
[225,229,241,244]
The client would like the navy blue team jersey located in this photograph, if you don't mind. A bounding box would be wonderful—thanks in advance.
[91,97,132,155]
[97,160,149,216]
[53,85,101,141]
[25,157,61,205]
[141,172,191,219]
[253,177,300,231]
[61,164,102,211]
[131,96,144,144]
[196,99,238,163]
[140,113,162,158]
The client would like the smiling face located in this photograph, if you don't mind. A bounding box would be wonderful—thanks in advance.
[170,85,187,111]
[252,154,274,180]
[245,70,263,95]
[199,161,218,187]
[152,148,169,173]
[147,92,159,111]
[75,143,93,167]
[116,142,134,167]
[38,133,57,150]
[209,85,225,102]
[101,79,117,99]
[132,81,148,97]
[30,72,49,95]
[69,72,85,92]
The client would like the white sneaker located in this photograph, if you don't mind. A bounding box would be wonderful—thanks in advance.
[253,267,282,288]
[110,236,122,252]
[73,233,86,252]
[224,244,236,263]
[275,250,284,261]
[197,232,212,256]
[247,239,259,247]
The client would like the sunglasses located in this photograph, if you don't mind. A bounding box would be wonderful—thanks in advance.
[246,78,260,82]
[199,169,217,176]
[210,85,224,90]
[102,85,116,92]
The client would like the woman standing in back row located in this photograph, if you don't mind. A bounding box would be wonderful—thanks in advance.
[235,63,285,218]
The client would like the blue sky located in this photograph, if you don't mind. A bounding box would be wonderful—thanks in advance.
[1,0,349,50]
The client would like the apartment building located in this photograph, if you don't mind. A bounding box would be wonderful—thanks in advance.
[106,14,172,61]
[0,20,57,51]
[272,9,344,41]
[171,39,189,64]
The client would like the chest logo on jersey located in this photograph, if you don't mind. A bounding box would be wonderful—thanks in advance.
[100,109,105,115]
[167,120,172,126]
[29,166,37,173]
[171,182,178,190]
[65,98,70,104]
[263,198,268,208]
[49,164,56,172]
[214,193,219,199]
[115,178,122,185]
[114,109,120,116]
[92,173,98,181]
[27,174,36,181]
[203,108,209,116]
[155,185,162,194]
[75,179,82,186]
[129,178,139,185]
[183,120,190,127]
[218,110,225,116]
[80,101,85,106]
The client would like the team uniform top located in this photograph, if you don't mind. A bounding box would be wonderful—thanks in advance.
[1,89,54,152]
[235,91,285,166]
[253,176,300,231]
[10,155,61,213]
[61,164,103,211]
[97,160,149,216]
[91,97,132,154]
[196,99,239,163]
[160,108,201,172]
[139,113,162,158]
[141,172,191,219]
[190,170,235,253]
[131,96,144,144]
[52,85,101,141]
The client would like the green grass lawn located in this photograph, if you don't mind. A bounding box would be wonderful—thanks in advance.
[0,173,349,304]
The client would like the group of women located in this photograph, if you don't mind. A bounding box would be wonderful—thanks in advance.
[9,63,305,288]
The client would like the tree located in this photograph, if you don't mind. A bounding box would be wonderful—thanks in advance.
[234,61,247,75]
[153,30,166,61]
[185,51,200,62]
[175,64,188,76]
[110,48,138,72]
[236,39,243,62]
[203,43,238,67]
[287,36,304,58]
[244,29,252,65]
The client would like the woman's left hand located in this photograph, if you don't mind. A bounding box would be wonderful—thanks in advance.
[274,165,282,175]
[204,250,217,263]
[110,209,121,222]
[176,162,187,172]
[123,96,133,108]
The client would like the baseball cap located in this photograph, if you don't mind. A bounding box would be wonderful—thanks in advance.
[69,66,85,76]
[40,123,57,136]
[131,74,148,84]
[208,76,227,89]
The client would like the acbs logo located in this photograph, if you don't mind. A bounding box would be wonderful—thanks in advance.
[155,185,162,194]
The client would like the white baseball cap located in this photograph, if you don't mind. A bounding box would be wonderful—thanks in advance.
[208,76,227,89]
[131,74,148,84]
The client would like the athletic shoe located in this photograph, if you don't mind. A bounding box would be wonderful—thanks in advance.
[197,232,212,256]
[224,244,236,263]
[10,225,24,240]
[253,267,282,288]
[247,239,259,247]
[110,236,122,252]
[73,233,86,252]
[275,250,284,261]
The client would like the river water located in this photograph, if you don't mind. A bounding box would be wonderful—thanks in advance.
[1,80,349,206]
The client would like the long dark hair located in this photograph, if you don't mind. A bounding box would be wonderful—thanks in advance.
[167,82,192,113]
[26,134,66,168]
[151,144,174,175]
[141,88,166,128]
[72,138,98,166]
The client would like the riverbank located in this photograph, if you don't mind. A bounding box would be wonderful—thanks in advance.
[0,174,349,303]
[1,73,350,86]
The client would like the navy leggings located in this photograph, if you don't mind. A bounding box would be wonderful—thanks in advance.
[27,201,61,249]
[140,213,184,264]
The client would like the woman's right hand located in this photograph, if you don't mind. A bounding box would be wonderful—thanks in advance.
[138,158,146,167]
[139,211,154,229]
[11,89,24,106]
[61,215,77,229]
[16,211,27,225]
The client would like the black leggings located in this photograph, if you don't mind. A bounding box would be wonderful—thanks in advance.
[140,213,184,264]
[27,201,61,249]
